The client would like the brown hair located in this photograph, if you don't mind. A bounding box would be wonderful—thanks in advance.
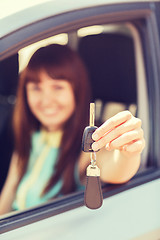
[13,44,91,195]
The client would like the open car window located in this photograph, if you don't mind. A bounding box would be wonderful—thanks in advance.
[0,21,149,210]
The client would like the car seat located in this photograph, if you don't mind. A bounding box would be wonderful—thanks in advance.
[0,54,19,192]
[77,32,137,125]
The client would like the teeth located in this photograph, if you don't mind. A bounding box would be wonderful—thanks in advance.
[43,109,58,115]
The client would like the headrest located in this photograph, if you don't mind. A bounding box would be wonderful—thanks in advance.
[78,33,137,104]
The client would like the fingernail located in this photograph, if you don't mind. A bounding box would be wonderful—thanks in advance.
[92,133,99,140]
[123,146,127,151]
[92,142,98,151]
[106,142,111,151]
[106,144,110,151]
[106,143,111,151]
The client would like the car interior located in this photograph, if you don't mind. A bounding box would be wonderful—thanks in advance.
[0,23,149,205]
[0,54,18,192]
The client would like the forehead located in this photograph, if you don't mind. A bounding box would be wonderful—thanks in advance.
[27,74,71,88]
[39,71,57,82]
[39,71,69,84]
[26,69,67,83]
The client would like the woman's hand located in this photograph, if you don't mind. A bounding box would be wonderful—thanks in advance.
[92,111,145,154]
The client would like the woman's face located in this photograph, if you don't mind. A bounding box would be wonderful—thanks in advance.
[26,71,75,131]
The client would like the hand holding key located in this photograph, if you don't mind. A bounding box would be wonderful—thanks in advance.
[92,110,145,153]
[82,106,145,209]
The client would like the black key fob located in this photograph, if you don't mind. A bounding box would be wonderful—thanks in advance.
[82,126,98,152]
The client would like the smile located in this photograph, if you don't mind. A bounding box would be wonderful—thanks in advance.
[42,108,59,116]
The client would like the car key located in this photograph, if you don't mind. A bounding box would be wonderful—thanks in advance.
[82,103,98,152]
[82,103,103,209]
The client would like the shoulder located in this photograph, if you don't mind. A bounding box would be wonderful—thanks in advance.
[5,152,21,188]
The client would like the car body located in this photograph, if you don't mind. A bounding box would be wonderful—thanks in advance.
[0,0,160,239]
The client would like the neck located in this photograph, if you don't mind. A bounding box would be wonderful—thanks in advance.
[42,125,63,133]
[41,127,63,148]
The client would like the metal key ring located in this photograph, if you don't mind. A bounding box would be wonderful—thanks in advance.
[90,151,96,167]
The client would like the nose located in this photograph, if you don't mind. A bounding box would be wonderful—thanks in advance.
[41,88,55,106]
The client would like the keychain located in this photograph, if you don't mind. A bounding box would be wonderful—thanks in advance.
[82,103,103,209]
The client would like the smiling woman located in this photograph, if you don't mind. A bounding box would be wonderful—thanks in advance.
[0,43,91,212]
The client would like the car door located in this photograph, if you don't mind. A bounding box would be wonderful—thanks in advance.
[0,1,160,239]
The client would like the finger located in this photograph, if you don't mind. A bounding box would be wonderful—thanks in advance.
[92,110,132,141]
[123,138,145,153]
[109,128,144,150]
[97,117,142,147]
[92,117,143,151]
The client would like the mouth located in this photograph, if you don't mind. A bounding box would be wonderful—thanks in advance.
[42,108,59,117]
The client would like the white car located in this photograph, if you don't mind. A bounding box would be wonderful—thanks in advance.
[0,0,160,239]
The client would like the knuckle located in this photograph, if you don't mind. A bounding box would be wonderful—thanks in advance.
[135,139,145,152]
[142,138,146,148]
[121,133,131,143]
[139,128,144,138]
[117,110,132,120]
[135,118,142,128]
[135,129,141,139]
[126,134,132,142]
[109,118,116,127]
[110,139,116,148]
[124,110,132,119]
[131,117,142,129]
[138,141,144,151]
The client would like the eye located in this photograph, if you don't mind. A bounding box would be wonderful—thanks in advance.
[51,83,64,90]
[33,85,41,91]
[54,85,64,90]
[28,83,41,91]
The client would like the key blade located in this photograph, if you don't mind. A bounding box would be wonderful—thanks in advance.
[90,103,95,126]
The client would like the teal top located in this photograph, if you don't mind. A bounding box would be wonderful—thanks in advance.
[12,130,84,210]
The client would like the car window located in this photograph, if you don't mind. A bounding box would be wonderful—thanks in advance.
[0,22,149,216]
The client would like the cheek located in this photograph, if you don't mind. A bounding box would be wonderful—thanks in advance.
[66,89,75,111]
[59,88,75,116]
[70,93,76,113]
[58,86,74,104]
[27,92,39,111]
